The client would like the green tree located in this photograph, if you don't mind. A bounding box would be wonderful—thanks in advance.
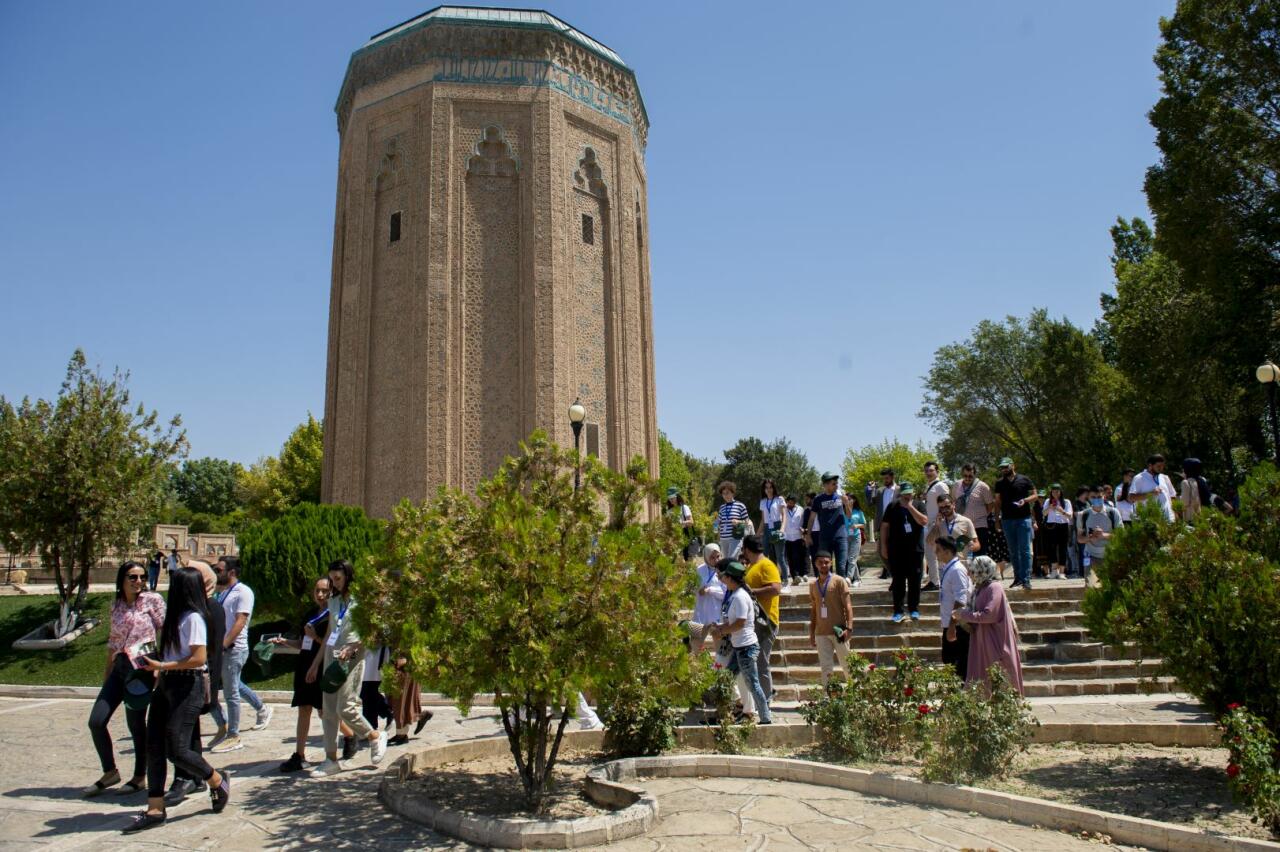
[919,310,1122,489]
[1099,217,1249,481]
[841,438,938,495]
[240,415,323,520]
[171,457,244,516]
[657,432,722,540]
[237,502,383,617]
[657,431,692,497]
[1144,0,1280,457]
[717,437,818,522]
[353,432,693,811]
[0,350,186,635]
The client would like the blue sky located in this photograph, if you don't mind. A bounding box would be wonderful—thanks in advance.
[0,1,1171,472]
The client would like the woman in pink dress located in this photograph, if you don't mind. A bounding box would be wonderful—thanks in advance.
[957,556,1024,695]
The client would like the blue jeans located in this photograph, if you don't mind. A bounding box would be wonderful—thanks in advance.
[219,645,263,734]
[1002,518,1034,587]
[728,643,771,724]
[819,536,850,580]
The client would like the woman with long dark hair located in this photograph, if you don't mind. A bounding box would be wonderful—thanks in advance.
[758,479,788,582]
[125,568,230,833]
[1041,484,1073,580]
[84,561,165,796]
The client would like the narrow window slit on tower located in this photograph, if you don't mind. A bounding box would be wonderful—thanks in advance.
[581,213,594,245]
[390,211,402,243]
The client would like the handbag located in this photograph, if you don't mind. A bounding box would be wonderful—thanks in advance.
[320,659,352,694]
[122,669,155,712]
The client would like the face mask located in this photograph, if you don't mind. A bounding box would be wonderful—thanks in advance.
[1090,498,1103,508]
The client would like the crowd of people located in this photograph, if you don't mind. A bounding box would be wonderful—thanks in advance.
[85,556,434,833]
[678,452,1229,719]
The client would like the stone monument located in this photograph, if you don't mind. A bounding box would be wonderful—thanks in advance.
[322,7,658,518]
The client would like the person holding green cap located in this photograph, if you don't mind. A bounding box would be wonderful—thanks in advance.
[993,458,1038,590]
[666,488,694,558]
[710,560,772,724]
[1042,484,1073,580]
[879,482,929,622]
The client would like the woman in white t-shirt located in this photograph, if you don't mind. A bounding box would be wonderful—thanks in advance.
[127,568,230,833]
[1041,485,1074,580]
[758,479,788,581]
[667,489,696,559]
[710,561,772,725]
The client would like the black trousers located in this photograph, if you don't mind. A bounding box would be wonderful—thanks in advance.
[785,540,809,579]
[360,680,391,729]
[88,655,147,777]
[889,550,923,615]
[1043,523,1070,565]
[941,626,971,681]
[146,672,216,798]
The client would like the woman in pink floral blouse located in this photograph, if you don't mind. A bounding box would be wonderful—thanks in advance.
[85,561,165,796]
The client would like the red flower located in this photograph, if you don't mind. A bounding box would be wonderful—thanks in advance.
[868,664,876,671]
[1227,702,1241,711]
[904,687,914,697]
[1227,764,1241,778]
[896,653,906,661]
[918,704,930,715]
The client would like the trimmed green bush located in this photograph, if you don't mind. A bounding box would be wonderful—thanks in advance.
[238,502,383,616]
[918,665,1037,783]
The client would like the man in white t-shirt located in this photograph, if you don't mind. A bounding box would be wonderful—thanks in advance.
[1127,454,1177,523]
[210,557,272,753]
[782,495,809,581]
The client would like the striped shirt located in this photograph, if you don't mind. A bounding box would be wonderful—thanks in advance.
[716,501,749,538]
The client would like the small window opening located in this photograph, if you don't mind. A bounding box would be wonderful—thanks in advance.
[389,211,402,243]
[585,422,600,458]
[581,213,594,245]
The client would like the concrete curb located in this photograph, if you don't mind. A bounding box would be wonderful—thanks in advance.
[380,730,657,849]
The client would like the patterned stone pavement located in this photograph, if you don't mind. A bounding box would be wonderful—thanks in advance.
[0,696,1149,850]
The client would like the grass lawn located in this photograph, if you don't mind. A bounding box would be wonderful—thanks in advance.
[0,594,294,690]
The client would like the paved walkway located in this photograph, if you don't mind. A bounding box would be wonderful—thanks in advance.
[0,696,1161,850]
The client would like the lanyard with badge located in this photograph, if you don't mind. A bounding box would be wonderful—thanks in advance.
[940,557,960,587]
[301,608,327,651]
[327,598,350,648]
[818,574,833,620]
[218,580,237,604]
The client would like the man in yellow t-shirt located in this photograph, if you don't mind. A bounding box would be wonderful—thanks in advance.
[740,535,783,708]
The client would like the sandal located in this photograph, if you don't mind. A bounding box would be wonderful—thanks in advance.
[83,769,120,797]
[115,778,146,795]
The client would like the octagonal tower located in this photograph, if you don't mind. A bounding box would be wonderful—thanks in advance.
[322,7,658,517]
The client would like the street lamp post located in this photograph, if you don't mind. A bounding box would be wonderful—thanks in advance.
[568,398,586,492]
[1258,362,1280,461]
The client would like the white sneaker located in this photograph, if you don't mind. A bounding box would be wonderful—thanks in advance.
[252,705,274,731]
[309,759,345,778]
[370,731,389,766]
[207,726,228,750]
[211,734,243,753]
[852,580,862,588]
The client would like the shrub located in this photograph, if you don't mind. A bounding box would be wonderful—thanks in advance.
[1221,705,1280,837]
[799,649,949,761]
[708,668,754,754]
[919,665,1038,784]
[238,502,383,616]
[599,681,681,758]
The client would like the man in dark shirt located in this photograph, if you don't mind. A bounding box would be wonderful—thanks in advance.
[992,457,1039,590]
[878,482,929,622]
[805,473,852,578]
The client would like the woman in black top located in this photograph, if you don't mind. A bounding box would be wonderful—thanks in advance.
[271,576,332,772]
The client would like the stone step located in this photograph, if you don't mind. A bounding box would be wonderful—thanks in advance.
[780,584,1085,605]
[771,629,1095,652]
[769,676,1177,702]
[767,641,1141,667]
[778,598,1083,618]
[769,658,1163,685]
[776,612,1086,635]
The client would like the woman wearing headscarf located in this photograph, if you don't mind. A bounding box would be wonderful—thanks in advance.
[956,556,1024,695]
[1179,458,1233,520]
[85,561,165,796]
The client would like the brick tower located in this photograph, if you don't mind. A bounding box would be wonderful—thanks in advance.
[321,7,658,517]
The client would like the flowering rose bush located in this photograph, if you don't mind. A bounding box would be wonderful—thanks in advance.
[1220,705,1280,837]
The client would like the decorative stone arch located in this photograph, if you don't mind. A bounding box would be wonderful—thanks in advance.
[574,146,608,199]
[467,125,518,177]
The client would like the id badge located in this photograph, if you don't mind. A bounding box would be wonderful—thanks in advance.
[301,636,314,651]
[326,625,340,647]
[820,604,828,620]
[903,521,912,534]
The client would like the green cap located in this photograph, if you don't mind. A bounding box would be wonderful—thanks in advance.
[821,471,839,482]
[718,560,747,581]
[998,457,1014,468]
[899,481,915,495]
[1050,483,1063,491]
[666,486,679,498]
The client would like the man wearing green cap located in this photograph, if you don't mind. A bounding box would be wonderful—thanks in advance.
[711,561,772,724]
[879,482,929,622]
[804,472,852,579]
[993,458,1038,590]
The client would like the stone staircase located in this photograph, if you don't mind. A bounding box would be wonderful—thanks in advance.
[767,579,1171,700]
